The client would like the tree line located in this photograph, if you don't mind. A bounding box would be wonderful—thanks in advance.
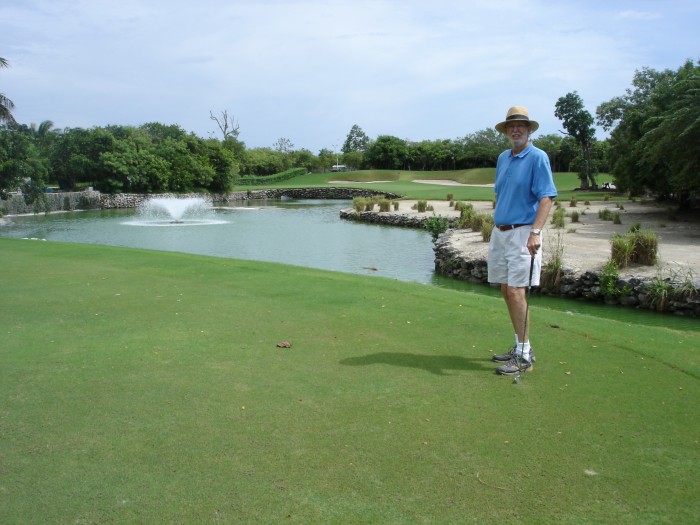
[1,57,698,209]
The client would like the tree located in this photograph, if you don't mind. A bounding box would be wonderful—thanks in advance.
[555,92,598,189]
[0,58,17,126]
[342,124,369,154]
[460,128,508,169]
[363,135,408,170]
[597,60,699,206]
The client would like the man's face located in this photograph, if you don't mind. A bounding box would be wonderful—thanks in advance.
[505,122,530,149]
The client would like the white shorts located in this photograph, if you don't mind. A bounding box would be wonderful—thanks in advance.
[487,226,542,287]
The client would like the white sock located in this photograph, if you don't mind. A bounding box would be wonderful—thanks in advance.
[514,334,519,346]
[520,342,531,361]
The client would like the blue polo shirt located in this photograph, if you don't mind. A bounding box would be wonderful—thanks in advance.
[493,143,557,226]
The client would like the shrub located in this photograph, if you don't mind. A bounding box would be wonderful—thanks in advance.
[364,200,375,211]
[612,212,622,224]
[424,214,449,242]
[570,196,577,208]
[446,193,454,201]
[569,210,579,223]
[378,199,391,212]
[599,259,621,297]
[352,197,366,212]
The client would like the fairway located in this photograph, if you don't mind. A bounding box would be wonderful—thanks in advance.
[1,238,699,524]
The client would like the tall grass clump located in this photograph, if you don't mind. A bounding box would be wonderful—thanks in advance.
[412,200,429,213]
[378,199,391,212]
[610,234,635,268]
[645,269,697,312]
[551,207,566,228]
[569,210,579,223]
[456,202,476,229]
[541,230,564,291]
[480,214,495,242]
[599,208,613,221]
[570,196,577,208]
[630,229,658,265]
[610,228,659,267]
[352,197,366,212]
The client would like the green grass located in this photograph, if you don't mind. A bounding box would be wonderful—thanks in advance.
[234,169,618,202]
[2,238,699,524]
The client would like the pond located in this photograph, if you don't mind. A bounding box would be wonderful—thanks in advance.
[0,199,441,284]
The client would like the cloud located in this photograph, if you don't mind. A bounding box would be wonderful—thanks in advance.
[1,0,697,152]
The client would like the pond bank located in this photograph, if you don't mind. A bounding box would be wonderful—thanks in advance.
[340,201,700,318]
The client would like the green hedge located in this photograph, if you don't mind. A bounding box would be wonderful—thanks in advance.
[237,168,307,186]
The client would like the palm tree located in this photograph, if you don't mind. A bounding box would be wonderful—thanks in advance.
[1,57,17,125]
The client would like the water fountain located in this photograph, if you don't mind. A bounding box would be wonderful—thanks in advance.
[125,197,227,227]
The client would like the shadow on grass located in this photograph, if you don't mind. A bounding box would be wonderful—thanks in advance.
[340,352,493,375]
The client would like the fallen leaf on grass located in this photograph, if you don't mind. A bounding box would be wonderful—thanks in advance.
[276,341,292,348]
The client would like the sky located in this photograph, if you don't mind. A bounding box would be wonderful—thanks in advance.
[1,0,698,154]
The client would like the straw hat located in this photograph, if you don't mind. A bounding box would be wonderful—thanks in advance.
[495,106,539,134]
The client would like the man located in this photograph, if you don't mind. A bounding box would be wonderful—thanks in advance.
[488,106,557,376]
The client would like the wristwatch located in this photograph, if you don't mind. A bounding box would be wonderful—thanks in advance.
[530,229,542,236]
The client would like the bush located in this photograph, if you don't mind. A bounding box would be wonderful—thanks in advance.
[612,212,622,224]
[569,210,579,223]
[599,208,613,221]
[599,259,621,297]
[424,214,449,242]
[378,199,391,212]
[570,196,577,208]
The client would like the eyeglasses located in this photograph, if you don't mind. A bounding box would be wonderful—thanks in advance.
[505,122,529,130]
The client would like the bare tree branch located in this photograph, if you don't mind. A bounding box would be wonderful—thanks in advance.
[209,110,240,140]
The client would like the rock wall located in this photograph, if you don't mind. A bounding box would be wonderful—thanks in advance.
[2,188,403,215]
[0,191,102,215]
[339,209,460,228]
